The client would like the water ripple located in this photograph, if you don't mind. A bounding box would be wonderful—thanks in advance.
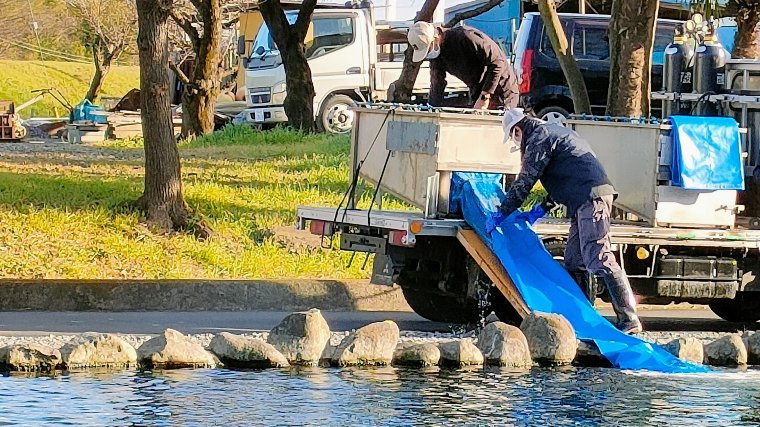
[1,367,760,426]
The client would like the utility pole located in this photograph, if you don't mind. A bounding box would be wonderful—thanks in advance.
[579,0,585,14]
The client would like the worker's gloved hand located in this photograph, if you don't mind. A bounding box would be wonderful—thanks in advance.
[514,203,548,225]
[485,211,506,234]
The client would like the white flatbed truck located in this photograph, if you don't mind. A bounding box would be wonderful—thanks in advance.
[296,104,760,324]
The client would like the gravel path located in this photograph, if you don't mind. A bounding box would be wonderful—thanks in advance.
[0,140,143,162]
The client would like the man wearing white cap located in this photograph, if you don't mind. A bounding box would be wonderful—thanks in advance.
[490,108,642,334]
[407,21,518,109]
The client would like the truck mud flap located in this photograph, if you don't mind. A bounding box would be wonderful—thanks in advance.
[371,254,396,286]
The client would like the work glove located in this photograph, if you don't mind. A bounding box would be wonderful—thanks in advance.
[485,211,506,234]
[513,198,555,225]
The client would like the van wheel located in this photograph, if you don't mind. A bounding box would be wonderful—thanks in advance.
[537,106,570,126]
[318,95,356,134]
[709,293,760,322]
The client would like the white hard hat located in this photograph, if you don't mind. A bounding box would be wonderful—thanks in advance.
[407,22,436,63]
[502,107,525,144]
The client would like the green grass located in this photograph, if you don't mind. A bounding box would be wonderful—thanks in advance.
[0,60,140,118]
[0,126,410,280]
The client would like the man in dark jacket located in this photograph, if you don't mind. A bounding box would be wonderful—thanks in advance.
[407,21,518,109]
[491,108,642,334]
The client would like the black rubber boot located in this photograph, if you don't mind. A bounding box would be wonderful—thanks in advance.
[568,270,595,304]
[602,270,642,334]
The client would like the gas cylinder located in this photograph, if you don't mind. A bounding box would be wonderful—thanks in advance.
[662,25,695,117]
[693,26,727,116]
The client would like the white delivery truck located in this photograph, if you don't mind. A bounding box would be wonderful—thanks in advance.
[241,3,468,134]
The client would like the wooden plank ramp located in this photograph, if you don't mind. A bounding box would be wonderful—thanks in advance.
[456,228,531,319]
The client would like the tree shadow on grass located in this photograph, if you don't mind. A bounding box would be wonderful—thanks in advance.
[0,171,142,211]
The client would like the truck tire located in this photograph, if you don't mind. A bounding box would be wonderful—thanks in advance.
[400,286,481,324]
[317,94,356,135]
[709,293,760,322]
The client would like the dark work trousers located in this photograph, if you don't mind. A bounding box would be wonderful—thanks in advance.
[469,78,519,110]
[564,195,621,276]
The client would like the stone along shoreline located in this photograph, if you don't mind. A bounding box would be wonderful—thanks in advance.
[1,309,757,373]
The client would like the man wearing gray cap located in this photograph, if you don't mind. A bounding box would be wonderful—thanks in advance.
[489,108,643,334]
[407,21,518,109]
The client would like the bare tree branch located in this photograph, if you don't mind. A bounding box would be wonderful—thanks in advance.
[260,0,294,51]
[170,61,192,84]
[445,0,504,28]
[169,8,202,49]
[294,0,318,41]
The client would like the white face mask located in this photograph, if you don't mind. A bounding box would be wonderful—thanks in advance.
[426,42,440,60]
[505,128,520,152]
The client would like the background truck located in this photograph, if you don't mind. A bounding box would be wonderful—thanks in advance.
[512,12,741,124]
[296,99,760,325]
[241,3,468,134]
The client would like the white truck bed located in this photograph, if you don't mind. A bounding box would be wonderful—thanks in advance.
[296,206,760,249]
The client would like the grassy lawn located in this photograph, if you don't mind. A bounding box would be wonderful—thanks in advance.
[0,126,407,280]
[0,60,140,118]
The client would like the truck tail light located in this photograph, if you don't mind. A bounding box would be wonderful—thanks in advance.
[519,48,533,94]
[389,230,414,247]
[309,220,333,236]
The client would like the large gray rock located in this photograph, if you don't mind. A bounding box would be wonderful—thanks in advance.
[439,340,484,368]
[520,312,577,366]
[267,309,331,366]
[744,332,760,365]
[210,332,289,368]
[61,333,137,369]
[392,342,441,367]
[664,337,704,365]
[477,322,532,368]
[704,334,747,367]
[332,321,400,366]
[137,329,217,369]
[0,343,61,372]
[574,340,611,368]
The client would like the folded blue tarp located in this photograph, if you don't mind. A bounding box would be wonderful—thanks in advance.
[669,116,744,190]
[455,172,708,373]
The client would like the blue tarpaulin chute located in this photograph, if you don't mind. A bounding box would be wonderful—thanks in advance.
[454,172,708,373]
[669,116,744,190]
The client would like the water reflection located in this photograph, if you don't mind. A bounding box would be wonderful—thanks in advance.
[1,367,760,426]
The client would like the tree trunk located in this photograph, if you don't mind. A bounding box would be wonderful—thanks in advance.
[282,46,316,130]
[732,2,760,217]
[180,0,222,139]
[85,62,109,102]
[537,0,591,114]
[606,0,659,117]
[135,0,196,235]
[259,0,317,132]
[388,0,440,103]
[733,2,760,60]
[85,40,111,102]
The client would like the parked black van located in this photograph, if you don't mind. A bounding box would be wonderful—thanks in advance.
[512,13,680,122]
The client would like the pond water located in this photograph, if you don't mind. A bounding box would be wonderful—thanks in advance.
[2,367,760,426]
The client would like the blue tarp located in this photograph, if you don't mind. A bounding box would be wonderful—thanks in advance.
[670,116,744,190]
[70,100,107,124]
[455,172,708,373]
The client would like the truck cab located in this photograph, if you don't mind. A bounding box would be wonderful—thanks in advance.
[243,5,468,134]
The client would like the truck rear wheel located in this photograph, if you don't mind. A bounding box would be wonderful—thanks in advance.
[489,292,522,326]
[400,286,481,324]
[709,293,760,322]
